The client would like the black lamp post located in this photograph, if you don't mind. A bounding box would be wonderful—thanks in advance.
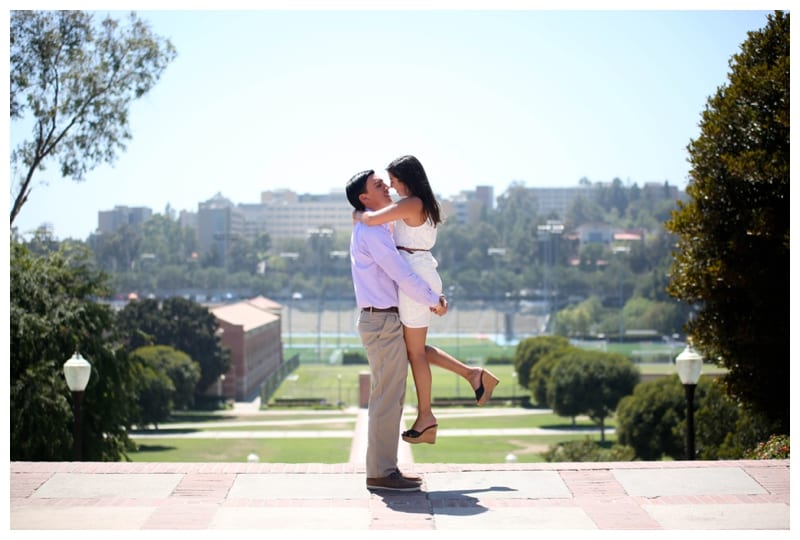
[63,351,92,461]
[675,343,703,460]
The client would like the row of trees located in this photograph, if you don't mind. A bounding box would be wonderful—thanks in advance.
[71,177,679,304]
[530,7,790,454]
[665,11,789,434]
[515,336,782,460]
[10,241,231,460]
[535,11,791,443]
[23,175,687,338]
[533,10,792,448]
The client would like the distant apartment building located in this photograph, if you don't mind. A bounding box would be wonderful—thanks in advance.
[237,203,271,239]
[530,186,591,218]
[97,205,153,234]
[178,209,197,231]
[445,185,494,225]
[210,297,284,401]
[444,184,592,225]
[525,181,684,220]
[254,190,353,239]
[196,193,244,266]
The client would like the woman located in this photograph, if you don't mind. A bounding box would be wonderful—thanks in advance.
[354,154,499,444]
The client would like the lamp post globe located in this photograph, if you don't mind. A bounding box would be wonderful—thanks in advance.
[675,343,703,460]
[64,351,91,392]
[676,344,703,386]
[63,351,92,461]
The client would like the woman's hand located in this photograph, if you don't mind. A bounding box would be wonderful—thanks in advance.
[352,210,363,224]
[430,295,448,316]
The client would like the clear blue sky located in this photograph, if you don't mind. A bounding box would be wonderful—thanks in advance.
[8,6,776,240]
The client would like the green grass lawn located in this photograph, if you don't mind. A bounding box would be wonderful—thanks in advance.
[126,339,720,464]
[130,437,352,463]
[270,363,524,406]
[409,434,616,464]
[127,407,617,463]
[268,356,724,408]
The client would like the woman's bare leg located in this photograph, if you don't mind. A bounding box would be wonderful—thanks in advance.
[403,326,437,432]
[424,344,485,391]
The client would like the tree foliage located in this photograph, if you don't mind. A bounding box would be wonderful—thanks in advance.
[513,335,571,390]
[689,378,780,460]
[139,213,198,267]
[546,349,639,441]
[543,437,635,463]
[664,11,790,433]
[552,296,603,336]
[128,345,202,427]
[10,10,176,224]
[10,242,139,460]
[615,375,686,460]
[131,345,202,418]
[616,375,781,460]
[131,353,175,428]
[529,347,571,407]
[116,297,231,396]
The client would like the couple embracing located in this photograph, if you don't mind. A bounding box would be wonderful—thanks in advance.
[346,154,499,492]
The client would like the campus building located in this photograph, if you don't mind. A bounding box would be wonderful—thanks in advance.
[97,205,153,234]
[210,296,284,401]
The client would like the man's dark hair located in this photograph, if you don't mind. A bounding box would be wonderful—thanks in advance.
[346,169,373,211]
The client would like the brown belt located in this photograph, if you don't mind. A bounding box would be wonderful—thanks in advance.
[362,306,399,313]
[396,246,430,254]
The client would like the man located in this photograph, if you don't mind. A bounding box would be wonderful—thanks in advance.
[346,169,446,492]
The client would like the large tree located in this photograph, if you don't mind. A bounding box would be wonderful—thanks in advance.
[665,11,789,432]
[116,297,231,398]
[513,335,571,390]
[130,345,201,427]
[10,10,176,224]
[10,242,140,460]
[546,349,639,441]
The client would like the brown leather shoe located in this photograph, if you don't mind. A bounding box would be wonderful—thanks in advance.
[366,471,421,491]
[395,468,422,483]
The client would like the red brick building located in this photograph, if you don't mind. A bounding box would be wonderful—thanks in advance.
[210,297,283,401]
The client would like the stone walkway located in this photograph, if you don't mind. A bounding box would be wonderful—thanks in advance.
[10,460,790,530]
[9,402,791,530]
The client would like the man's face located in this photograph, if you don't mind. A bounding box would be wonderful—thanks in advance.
[360,173,393,210]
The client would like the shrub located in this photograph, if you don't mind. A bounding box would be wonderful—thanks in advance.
[485,355,513,365]
[745,434,790,460]
[342,351,367,365]
[543,437,636,462]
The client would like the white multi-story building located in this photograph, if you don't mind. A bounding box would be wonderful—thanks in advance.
[97,205,153,234]
[446,185,494,225]
[250,190,352,239]
[531,186,592,218]
[196,193,244,266]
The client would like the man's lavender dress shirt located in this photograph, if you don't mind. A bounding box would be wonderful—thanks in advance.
[350,220,439,309]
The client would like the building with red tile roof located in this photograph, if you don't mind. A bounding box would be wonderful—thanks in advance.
[211,299,283,400]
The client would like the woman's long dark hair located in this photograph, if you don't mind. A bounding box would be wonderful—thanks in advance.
[386,155,441,226]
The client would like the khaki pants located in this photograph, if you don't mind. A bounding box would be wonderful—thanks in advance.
[358,310,408,478]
